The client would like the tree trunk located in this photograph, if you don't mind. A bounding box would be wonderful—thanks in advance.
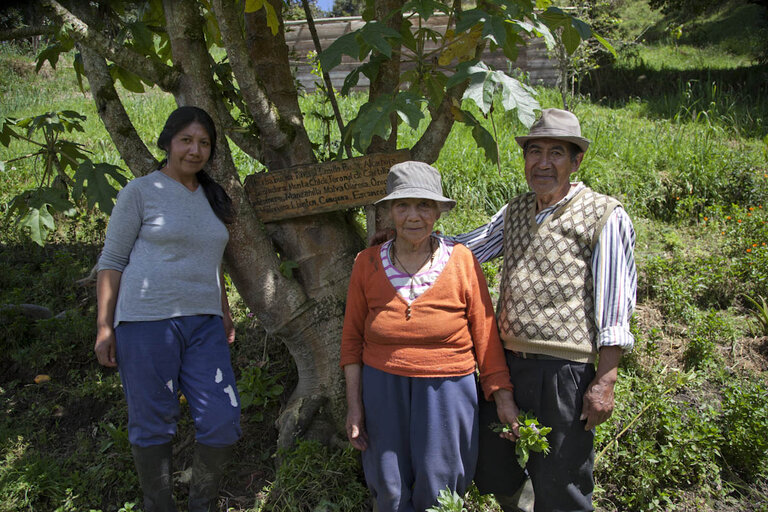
[160,0,363,448]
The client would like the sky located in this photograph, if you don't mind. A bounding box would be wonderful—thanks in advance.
[316,0,334,12]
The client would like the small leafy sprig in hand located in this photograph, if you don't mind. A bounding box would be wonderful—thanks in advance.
[491,411,552,468]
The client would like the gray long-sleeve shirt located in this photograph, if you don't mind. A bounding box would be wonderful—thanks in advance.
[97,170,229,327]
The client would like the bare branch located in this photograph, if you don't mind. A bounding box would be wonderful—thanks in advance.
[300,0,351,158]
[0,25,55,42]
[243,0,315,168]
[367,0,404,154]
[41,0,180,92]
[211,0,289,154]
[78,44,158,177]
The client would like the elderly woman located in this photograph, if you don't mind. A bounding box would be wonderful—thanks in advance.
[340,161,519,511]
[95,106,239,512]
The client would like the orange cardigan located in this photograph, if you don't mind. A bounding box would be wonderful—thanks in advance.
[340,243,513,400]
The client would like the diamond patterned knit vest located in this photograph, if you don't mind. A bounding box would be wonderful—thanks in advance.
[496,188,620,363]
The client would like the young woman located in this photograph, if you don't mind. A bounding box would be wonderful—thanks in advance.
[94,106,239,512]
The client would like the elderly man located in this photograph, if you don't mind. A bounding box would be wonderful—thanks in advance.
[455,108,637,512]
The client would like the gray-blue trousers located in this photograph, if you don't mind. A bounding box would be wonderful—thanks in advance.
[361,365,478,512]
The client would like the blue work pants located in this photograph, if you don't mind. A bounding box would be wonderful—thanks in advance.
[115,315,241,448]
[361,365,478,512]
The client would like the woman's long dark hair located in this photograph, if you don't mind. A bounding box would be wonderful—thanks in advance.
[157,106,235,224]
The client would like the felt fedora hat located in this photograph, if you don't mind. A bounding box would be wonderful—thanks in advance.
[375,161,456,212]
[514,108,591,153]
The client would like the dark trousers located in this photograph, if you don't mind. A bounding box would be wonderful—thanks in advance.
[474,352,596,512]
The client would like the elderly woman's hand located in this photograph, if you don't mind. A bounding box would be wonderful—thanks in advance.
[493,389,520,441]
[346,405,368,451]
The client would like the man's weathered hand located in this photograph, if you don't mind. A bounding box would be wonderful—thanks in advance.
[580,346,622,430]
[580,378,615,430]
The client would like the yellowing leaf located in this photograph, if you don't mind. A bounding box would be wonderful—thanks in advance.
[34,374,51,384]
[244,0,264,13]
[244,0,279,35]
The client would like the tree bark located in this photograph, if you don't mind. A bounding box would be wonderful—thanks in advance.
[78,45,158,176]
[367,0,404,154]
[42,0,180,92]
[161,0,362,448]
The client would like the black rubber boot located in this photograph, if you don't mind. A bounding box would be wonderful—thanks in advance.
[131,443,177,512]
[187,443,234,512]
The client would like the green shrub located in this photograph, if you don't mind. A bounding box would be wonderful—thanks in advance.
[720,377,768,481]
[258,440,369,511]
[595,366,723,510]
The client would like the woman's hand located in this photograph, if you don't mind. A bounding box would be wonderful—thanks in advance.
[223,311,236,344]
[346,405,369,451]
[94,325,117,367]
[95,269,121,368]
[343,363,368,450]
[493,389,520,441]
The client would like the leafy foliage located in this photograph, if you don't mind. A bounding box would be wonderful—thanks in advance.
[237,364,285,422]
[258,440,369,511]
[1,111,126,245]
[491,411,552,468]
[319,0,612,155]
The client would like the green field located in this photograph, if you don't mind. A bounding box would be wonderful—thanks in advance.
[1,1,767,510]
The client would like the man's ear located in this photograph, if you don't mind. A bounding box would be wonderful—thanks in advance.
[571,152,585,174]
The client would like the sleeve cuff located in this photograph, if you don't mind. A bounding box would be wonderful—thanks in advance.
[597,326,634,352]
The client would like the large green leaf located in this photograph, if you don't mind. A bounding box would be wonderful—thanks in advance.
[482,14,508,48]
[593,31,618,59]
[128,21,156,55]
[8,188,73,246]
[73,161,128,215]
[110,65,146,93]
[0,119,20,147]
[57,140,91,172]
[455,109,499,164]
[455,9,488,34]
[351,96,395,152]
[392,92,425,130]
[319,32,360,71]
[463,67,499,115]
[18,206,55,247]
[401,0,450,20]
[359,21,401,58]
[561,23,581,55]
[497,74,540,128]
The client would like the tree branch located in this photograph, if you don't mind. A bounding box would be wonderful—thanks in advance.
[367,0,403,154]
[211,0,290,156]
[41,0,180,92]
[243,0,315,168]
[78,44,158,177]
[412,0,478,163]
[0,25,55,42]
[300,0,351,159]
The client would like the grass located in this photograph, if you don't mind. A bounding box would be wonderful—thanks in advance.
[2,1,768,510]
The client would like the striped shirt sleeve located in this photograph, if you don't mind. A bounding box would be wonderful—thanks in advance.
[592,207,637,351]
[449,204,508,263]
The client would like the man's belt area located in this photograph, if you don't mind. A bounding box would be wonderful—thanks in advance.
[511,351,563,361]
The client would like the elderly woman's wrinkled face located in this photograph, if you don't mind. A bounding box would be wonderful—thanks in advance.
[391,198,440,247]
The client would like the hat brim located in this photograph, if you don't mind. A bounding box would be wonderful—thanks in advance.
[375,187,456,212]
[515,134,590,154]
